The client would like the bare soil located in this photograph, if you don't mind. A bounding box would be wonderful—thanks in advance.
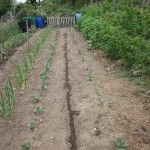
[0,28,149,150]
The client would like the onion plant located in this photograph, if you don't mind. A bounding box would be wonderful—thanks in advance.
[0,92,10,118]
[15,63,26,91]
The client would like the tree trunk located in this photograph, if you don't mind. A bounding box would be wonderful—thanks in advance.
[142,0,148,10]
[90,0,93,5]
[72,0,75,6]
[113,0,117,12]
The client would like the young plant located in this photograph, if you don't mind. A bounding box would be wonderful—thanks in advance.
[40,70,47,81]
[86,69,93,81]
[0,92,11,118]
[27,119,36,130]
[39,82,46,91]
[23,56,30,75]
[115,138,128,150]
[78,49,81,55]
[34,106,44,114]
[21,140,31,150]
[32,96,42,103]
[4,79,15,108]
[15,63,25,91]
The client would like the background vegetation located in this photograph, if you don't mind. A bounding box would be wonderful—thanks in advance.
[76,0,150,86]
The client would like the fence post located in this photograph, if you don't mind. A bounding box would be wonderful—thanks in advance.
[26,20,30,51]
[1,19,5,60]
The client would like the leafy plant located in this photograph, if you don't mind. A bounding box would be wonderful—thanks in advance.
[39,82,46,90]
[32,96,42,103]
[0,92,11,118]
[15,64,25,91]
[86,69,93,81]
[115,138,128,150]
[21,140,31,150]
[27,119,36,130]
[34,106,44,114]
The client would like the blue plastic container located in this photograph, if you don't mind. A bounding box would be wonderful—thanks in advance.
[35,16,44,28]
[75,12,82,21]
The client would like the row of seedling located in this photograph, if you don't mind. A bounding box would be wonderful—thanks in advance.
[0,27,52,119]
[70,28,85,62]
[21,29,59,150]
[39,29,59,91]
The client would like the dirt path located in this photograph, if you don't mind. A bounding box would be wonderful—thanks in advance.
[0,28,149,150]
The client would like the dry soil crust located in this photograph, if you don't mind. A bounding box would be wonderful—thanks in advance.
[0,28,149,150]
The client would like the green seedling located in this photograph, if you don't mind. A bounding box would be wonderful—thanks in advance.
[27,53,33,65]
[98,97,104,106]
[86,70,93,81]
[23,56,30,75]
[34,106,44,114]
[0,92,11,118]
[3,79,15,110]
[27,119,36,130]
[115,138,128,150]
[21,140,31,150]
[39,82,46,90]
[15,64,25,91]
[87,43,93,51]
[32,96,42,103]
[40,70,47,81]
[78,49,81,55]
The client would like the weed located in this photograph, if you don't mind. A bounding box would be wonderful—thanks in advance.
[34,106,44,114]
[81,56,85,62]
[86,69,93,81]
[27,119,36,130]
[87,43,93,51]
[98,97,104,106]
[32,96,42,103]
[78,49,81,55]
[39,82,46,90]
[115,138,128,150]
[21,140,31,150]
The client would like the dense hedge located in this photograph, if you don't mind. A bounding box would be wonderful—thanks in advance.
[77,2,150,77]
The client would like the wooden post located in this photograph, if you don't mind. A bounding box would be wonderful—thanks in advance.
[26,20,29,51]
[1,19,5,60]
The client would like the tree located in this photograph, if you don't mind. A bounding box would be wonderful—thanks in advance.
[26,0,36,6]
[0,0,12,17]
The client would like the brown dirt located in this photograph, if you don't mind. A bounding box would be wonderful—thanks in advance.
[0,28,149,150]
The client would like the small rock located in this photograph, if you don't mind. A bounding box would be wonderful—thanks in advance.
[133,70,143,76]
[50,137,54,139]
[91,127,101,136]
[146,90,150,96]
[107,68,110,71]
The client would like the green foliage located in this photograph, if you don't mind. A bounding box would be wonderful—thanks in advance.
[32,96,42,103]
[34,106,44,114]
[86,69,93,81]
[0,0,12,17]
[27,119,36,130]
[0,79,15,118]
[21,140,31,150]
[15,63,25,91]
[115,138,128,150]
[77,1,150,80]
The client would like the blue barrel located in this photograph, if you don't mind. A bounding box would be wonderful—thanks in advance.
[75,11,82,22]
[35,16,44,28]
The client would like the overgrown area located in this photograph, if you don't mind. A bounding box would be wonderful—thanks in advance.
[77,0,150,86]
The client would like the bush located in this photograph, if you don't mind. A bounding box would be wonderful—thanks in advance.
[77,1,150,77]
